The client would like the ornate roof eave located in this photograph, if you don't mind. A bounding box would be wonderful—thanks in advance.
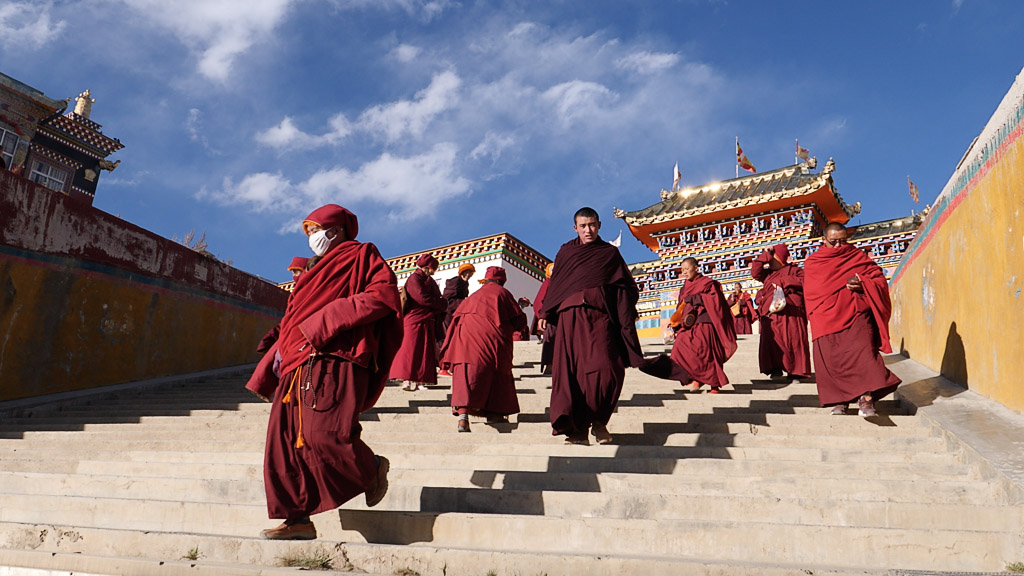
[616,159,859,227]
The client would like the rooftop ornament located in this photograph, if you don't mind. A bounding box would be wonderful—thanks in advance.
[74,89,94,119]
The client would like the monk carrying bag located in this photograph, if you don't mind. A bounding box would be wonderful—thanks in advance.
[769,285,786,314]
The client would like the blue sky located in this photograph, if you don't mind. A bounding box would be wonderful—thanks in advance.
[2,0,1021,282]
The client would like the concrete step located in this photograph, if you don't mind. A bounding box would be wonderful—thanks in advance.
[0,523,888,576]
[0,429,949,452]
[0,441,964,473]
[0,469,1001,506]
[335,485,1019,532]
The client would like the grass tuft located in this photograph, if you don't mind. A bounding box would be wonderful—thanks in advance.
[1007,562,1024,573]
[180,546,202,561]
[277,547,334,571]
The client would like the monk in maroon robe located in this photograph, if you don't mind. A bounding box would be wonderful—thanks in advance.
[670,258,737,393]
[256,257,311,354]
[538,207,643,445]
[532,263,554,372]
[245,204,402,540]
[438,263,475,376]
[726,283,756,335]
[511,297,532,341]
[440,266,528,432]
[390,253,446,390]
[805,222,900,417]
[751,244,812,380]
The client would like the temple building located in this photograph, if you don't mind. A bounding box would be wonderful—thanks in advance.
[1,72,123,205]
[616,159,922,338]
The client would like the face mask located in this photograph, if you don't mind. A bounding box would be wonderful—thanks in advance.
[308,229,333,256]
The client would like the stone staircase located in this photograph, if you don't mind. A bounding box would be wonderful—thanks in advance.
[0,335,1019,575]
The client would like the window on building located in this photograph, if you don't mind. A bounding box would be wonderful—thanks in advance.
[30,160,68,191]
[1,127,20,168]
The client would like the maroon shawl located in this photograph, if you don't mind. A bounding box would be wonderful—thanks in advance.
[679,274,738,361]
[540,237,642,366]
[246,239,403,410]
[804,242,893,353]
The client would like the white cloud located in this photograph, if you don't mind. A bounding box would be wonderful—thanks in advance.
[256,114,352,150]
[115,0,297,82]
[327,0,455,21]
[541,80,617,126]
[186,108,219,153]
[470,132,515,163]
[202,172,298,213]
[299,143,470,220]
[208,144,470,224]
[614,51,680,75]
[0,2,65,50]
[392,43,422,62]
[357,70,461,143]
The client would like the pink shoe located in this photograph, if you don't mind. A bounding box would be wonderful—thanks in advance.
[438,369,452,377]
[707,388,720,395]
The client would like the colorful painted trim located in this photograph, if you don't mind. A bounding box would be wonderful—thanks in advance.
[891,86,1024,286]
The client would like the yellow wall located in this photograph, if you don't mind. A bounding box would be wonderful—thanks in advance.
[0,253,278,402]
[890,70,1024,412]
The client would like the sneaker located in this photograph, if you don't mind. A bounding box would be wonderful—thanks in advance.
[707,387,720,395]
[830,404,848,416]
[416,383,430,391]
[686,381,701,392]
[857,395,877,417]
[260,521,316,540]
[438,369,452,377]
[591,423,613,445]
[457,417,471,433]
[400,381,414,391]
[365,455,390,507]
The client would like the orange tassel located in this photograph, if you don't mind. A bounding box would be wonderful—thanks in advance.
[282,367,300,404]
[295,366,306,449]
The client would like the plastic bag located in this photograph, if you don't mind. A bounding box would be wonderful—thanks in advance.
[769,285,786,314]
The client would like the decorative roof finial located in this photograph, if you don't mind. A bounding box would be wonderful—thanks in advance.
[74,89,95,119]
[822,157,835,175]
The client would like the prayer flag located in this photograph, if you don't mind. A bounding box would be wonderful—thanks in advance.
[672,162,681,191]
[796,140,810,162]
[736,140,756,173]
[908,176,920,203]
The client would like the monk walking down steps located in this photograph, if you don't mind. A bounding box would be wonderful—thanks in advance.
[245,204,403,540]
[804,222,901,417]
[391,253,446,391]
[440,266,528,432]
[751,243,812,381]
[669,257,737,394]
[537,207,644,445]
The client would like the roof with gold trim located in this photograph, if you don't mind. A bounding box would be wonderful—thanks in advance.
[615,160,860,227]
[848,213,924,242]
[387,232,551,281]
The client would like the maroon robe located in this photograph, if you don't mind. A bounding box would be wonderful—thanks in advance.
[804,242,901,406]
[245,216,402,520]
[390,268,446,384]
[727,292,756,335]
[440,281,527,417]
[670,274,737,389]
[751,251,812,378]
[442,276,470,333]
[256,323,280,354]
[540,237,643,436]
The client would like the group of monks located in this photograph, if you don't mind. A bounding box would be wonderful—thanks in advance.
[245,203,901,540]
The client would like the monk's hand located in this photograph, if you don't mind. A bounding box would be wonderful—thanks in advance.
[845,276,864,293]
[537,318,547,332]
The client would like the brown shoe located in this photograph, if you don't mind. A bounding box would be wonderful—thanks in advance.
[260,521,316,540]
[365,455,390,507]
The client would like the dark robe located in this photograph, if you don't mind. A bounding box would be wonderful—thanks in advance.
[670,275,738,389]
[442,276,469,333]
[804,243,901,406]
[245,239,402,520]
[256,324,280,354]
[726,292,756,335]
[751,254,812,378]
[540,237,643,436]
[440,281,527,417]
[390,268,446,384]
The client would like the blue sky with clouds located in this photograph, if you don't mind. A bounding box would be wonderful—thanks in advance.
[2,0,1022,282]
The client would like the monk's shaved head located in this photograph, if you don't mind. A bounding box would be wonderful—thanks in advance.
[681,257,699,267]
[574,206,600,222]
[824,222,848,235]
[680,257,699,281]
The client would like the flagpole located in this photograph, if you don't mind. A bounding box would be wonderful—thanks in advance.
[735,136,739,179]
[795,139,798,165]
